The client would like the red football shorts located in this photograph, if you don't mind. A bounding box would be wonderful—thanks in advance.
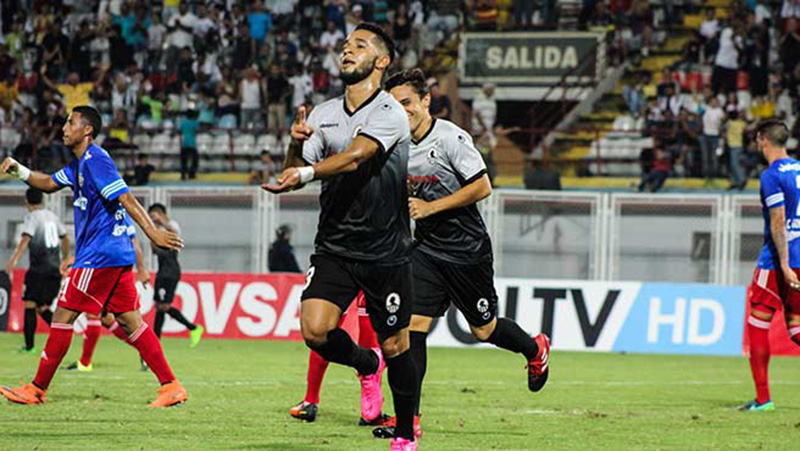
[58,266,139,315]
[747,267,800,313]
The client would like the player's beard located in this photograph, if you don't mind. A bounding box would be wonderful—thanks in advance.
[341,57,377,86]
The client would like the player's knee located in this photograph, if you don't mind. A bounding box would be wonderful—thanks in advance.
[380,334,410,358]
[301,324,330,349]
[471,324,494,342]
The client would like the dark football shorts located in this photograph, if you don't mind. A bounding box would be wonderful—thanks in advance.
[23,271,62,307]
[411,248,498,327]
[301,253,412,335]
[154,276,180,304]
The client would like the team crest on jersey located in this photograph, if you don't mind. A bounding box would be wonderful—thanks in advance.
[386,293,401,313]
[477,298,489,313]
[352,125,363,139]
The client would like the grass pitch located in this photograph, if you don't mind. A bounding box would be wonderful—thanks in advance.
[1,333,800,450]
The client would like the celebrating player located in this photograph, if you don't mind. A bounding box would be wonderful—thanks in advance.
[374,69,550,437]
[262,23,418,450]
[290,292,389,424]
[0,105,187,407]
[740,119,800,411]
[147,203,204,347]
[5,188,68,353]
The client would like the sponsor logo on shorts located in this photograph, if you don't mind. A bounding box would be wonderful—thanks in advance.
[386,293,401,314]
[387,315,397,326]
[482,311,492,320]
[477,298,489,313]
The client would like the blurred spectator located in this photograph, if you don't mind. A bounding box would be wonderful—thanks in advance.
[266,65,289,133]
[638,147,671,192]
[711,24,743,95]
[428,78,452,120]
[249,150,276,185]
[701,96,725,180]
[124,153,156,186]
[268,224,301,273]
[69,21,94,81]
[472,82,498,180]
[166,3,197,68]
[514,0,534,29]
[179,108,200,180]
[248,1,273,44]
[345,4,364,35]
[622,76,645,118]
[288,63,313,113]
[147,13,167,72]
[233,23,255,71]
[725,110,748,190]
[699,8,719,62]
[239,68,264,130]
[320,20,345,50]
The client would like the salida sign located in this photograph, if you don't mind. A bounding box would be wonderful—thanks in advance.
[459,32,605,84]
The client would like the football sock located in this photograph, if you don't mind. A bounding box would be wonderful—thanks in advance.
[106,321,131,343]
[385,350,418,441]
[487,318,539,360]
[304,350,330,405]
[32,323,74,390]
[311,328,378,376]
[24,308,36,350]
[128,323,176,385]
[154,310,166,338]
[39,309,53,325]
[357,307,379,349]
[747,314,771,404]
[79,319,102,366]
[168,307,197,331]
[409,331,427,415]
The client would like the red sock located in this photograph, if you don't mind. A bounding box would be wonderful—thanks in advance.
[304,350,330,405]
[358,307,379,349]
[128,323,176,385]
[80,320,102,367]
[747,315,772,403]
[106,321,131,343]
[32,323,74,390]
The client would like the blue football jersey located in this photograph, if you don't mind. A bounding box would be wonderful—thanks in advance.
[51,143,137,268]
[757,158,800,269]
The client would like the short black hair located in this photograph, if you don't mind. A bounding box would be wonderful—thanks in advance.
[25,188,43,205]
[72,105,102,138]
[148,203,167,215]
[354,22,395,63]
[756,119,789,147]
[385,69,428,97]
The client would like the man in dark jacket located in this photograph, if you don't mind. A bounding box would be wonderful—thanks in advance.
[269,225,301,273]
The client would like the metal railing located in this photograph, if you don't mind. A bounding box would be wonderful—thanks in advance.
[0,186,763,285]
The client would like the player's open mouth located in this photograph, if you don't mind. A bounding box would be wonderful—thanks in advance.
[342,59,354,66]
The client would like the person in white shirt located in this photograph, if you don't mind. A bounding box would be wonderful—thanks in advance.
[166,4,197,68]
[700,9,719,62]
[701,96,726,180]
[320,20,345,50]
[147,13,167,72]
[471,83,497,138]
[288,64,313,111]
[712,25,743,95]
[239,68,264,130]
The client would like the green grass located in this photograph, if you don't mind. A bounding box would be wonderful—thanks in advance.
[2,333,800,450]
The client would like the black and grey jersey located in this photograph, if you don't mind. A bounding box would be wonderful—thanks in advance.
[407,119,492,264]
[302,89,412,263]
[21,209,66,275]
[153,219,181,280]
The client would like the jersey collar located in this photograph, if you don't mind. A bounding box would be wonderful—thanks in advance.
[412,118,437,145]
[343,88,381,117]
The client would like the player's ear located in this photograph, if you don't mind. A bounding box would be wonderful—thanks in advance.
[421,93,431,109]
[375,52,392,71]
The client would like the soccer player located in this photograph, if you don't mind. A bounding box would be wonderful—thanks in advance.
[376,69,551,436]
[262,23,418,450]
[740,119,800,411]
[290,292,388,424]
[5,188,69,353]
[63,229,150,372]
[147,203,205,347]
[0,105,187,407]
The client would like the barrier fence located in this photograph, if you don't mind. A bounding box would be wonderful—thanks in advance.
[0,186,769,284]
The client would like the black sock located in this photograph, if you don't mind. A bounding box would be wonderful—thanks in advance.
[487,318,539,360]
[409,331,428,415]
[154,310,166,338]
[386,350,418,441]
[38,309,52,325]
[24,308,36,350]
[168,307,196,330]
[311,328,378,376]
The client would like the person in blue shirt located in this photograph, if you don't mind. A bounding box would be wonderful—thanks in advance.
[179,109,201,180]
[248,1,273,44]
[740,119,800,412]
[0,105,188,408]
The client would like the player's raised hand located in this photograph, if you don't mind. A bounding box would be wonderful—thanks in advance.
[409,197,437,220]
[261,167,302,194]
[1,157,20,175]
[290,106,314,142]
[150,228,184,252]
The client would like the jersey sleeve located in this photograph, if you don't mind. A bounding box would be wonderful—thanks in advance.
[86,152,130,201]
[445,128,487,184]
[301,106,326,165]
[51,161,77,188]
[19,213,35,237]
[358,100,409,153]
[761,170,785,209]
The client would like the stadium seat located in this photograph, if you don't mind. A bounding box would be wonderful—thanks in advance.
[233,134,257,156]
[256,134,278,154]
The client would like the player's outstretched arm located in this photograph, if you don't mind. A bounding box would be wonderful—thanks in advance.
[769,206,800,290]
[118,193,184,252]
[263,136,379,194]
[409,174,491,220]
[1,157,62,193]
[4,235,31,276]
[131,237,150,285]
